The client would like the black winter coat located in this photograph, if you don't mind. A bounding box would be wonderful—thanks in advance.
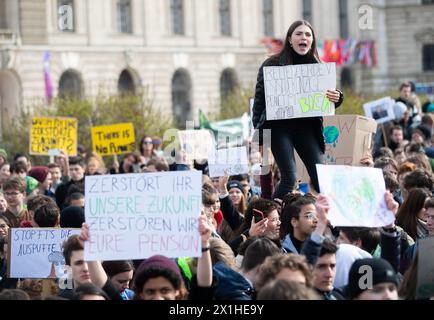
[252,56,344,150]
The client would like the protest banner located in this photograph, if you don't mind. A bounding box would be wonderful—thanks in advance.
[8,228,81,278]
[296,115,377,183]
[264,63,336,120]
[30,117,77,156]
[208,146,249,178]
[316,164,395,227]
[177,129,215,161]
[363,97,395,124]
[91,123,135,156]
[84,171,202,261]
[416,237,434,299]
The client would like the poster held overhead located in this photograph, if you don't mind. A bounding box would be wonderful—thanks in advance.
[208,146,249,178]
[316,164,395,227]
[30,117,77,156]
[84,171,202,261]
[264,63,336,120]
[8,228,81,278]
[363,97,395,124]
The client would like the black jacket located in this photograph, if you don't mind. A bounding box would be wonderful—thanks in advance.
[252,56,344,148]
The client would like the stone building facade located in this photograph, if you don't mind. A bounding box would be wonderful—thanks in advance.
[0,0,433,136]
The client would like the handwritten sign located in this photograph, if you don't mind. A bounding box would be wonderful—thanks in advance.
[8,228,81,278]
[363,97,395,124]
[177,130,215,161]
[30,117,77,156]
[316,164,395,227]
[208,146,249,178]
[84,171,202,261]
[264,63,336,120]
[416,237,434,299]
[296,115,377,183]
[91,123,135,156]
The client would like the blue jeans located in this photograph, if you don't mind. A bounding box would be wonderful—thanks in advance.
[271,125,324,199]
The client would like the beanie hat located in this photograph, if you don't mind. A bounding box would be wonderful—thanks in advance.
[413,125,432,141]
[0,148,7,161]
[134,255,183,290]
[227,180,244,194]
[347,258,398,299]
[28,166,49,183]
[60,206,85,228]
[25,176,39,196]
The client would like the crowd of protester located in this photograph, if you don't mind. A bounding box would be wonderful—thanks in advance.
[0,82,434,300]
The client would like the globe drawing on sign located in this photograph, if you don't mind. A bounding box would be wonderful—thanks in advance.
[323,126,339,146]
[323,126,339,163]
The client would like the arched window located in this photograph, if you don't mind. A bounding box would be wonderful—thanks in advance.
[302,0,312,23]
[262,0,274,37]
[117,0,132,33]
[172,69,192,128]
[339,0,348,39]
[118,69,136,95]
[58,69,83,100]
[0,70,21,136]
[341,67,353,89]
[219,0,231,36]
[220,68,239,100]
[170,0,184,35]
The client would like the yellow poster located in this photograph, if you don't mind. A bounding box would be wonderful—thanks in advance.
[91,123,136,156]
[30,117,77,156]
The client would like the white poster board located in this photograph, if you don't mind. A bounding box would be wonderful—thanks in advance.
[177,129,215,161]
[84,171,202,261]
[363,97,395,124]
[316,164,395,227]
[9,228,81,278]
[208,146,249,178]
[264,63,336,120]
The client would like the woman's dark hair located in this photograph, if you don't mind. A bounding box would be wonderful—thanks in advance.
[396,188,430,240]
[102,260,134,278]
[237,198,278,236]
[273,20,321,65]
[338,227,381,254]
[240,236,280,272]
[138,136,154,155]
[280,193,316,239]
[0,214,11,228]
[73,283,109,300]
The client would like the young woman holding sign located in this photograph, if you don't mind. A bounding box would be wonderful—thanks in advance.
[252,20,344,199]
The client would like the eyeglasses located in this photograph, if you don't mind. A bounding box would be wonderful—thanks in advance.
[143,141,153,145]
[4,191,21,197]
[0,224,8,229]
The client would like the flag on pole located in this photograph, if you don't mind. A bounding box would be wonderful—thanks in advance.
[43,51,53,105]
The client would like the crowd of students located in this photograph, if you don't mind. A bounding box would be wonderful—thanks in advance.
[0,83,434,301]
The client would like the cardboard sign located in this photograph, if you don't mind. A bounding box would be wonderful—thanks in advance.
[91,123,135,156]
[30,117,77,156]
[416,237,434,299]
[8,228,81,278]
[84,171,202,261]
[177,129,215,161]
[296,115,377,183]
[208,146,249,178]
[316,164,395,227]
[363,97,395,124]
[264,63,336,120]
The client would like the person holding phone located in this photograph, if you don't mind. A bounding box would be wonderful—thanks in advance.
[252,20,344,199]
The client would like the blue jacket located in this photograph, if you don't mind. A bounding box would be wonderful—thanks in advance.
[212,262,253,300]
